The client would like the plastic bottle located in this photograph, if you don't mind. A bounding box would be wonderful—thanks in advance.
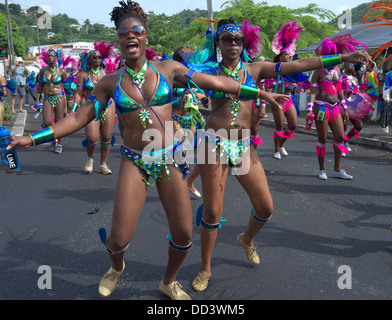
[305,113,315,131]
[0,126,20,173]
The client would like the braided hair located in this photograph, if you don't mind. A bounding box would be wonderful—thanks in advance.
[110,1,148,30]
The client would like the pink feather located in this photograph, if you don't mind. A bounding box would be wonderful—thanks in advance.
[94,41,116,60]
[316,33,368,56]
[272,20,304,56]
[242,20,263,58]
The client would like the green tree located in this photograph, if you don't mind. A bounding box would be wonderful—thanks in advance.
[0,13,26,58]
[213,0,337,59]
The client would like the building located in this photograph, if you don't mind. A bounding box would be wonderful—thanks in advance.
[28,42,96,61]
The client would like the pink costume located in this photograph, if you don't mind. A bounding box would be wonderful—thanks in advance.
[311,34,367,157]
[270,20,304,139]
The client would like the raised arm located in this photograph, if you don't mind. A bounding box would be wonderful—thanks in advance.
[8,78,111,150]
[259,51,371,80]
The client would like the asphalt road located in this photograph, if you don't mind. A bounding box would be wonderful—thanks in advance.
[0,111,391,302]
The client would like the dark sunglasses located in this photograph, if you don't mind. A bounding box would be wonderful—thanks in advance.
[117,25,146,39]
[219,35,244,46]
[91,55,102,60]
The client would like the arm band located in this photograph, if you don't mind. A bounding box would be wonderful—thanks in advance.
[261,100,266,107]
[71,103,79,112]
[238,84,260,100]
[29,126,56,146]
[36,93,41,101]
[307,102,314,112]
[320,54,342,68]
[341,100,347,110]
[89,95,109,121]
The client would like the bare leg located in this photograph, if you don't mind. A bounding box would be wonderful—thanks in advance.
[197,159,230,274]
[279,105,297,148]
[106,157,148,271]
[157,166,193,285]
[235,148,273,247]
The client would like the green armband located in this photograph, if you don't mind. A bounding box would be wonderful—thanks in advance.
[237,84,260,100]
[321,54,342,68]
[71,103,79,112]
[29,126,56,146]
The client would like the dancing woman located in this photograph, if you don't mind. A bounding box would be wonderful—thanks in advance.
[172,45,210,198]
[8,1,284,300]
[306,35,366,180]
[269,21,304,159]
[341,61,373,152]
[191,18,370,292]
[35,48,75,154]
[73,42,117,174]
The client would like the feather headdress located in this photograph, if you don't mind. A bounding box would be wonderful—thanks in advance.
[201,18,262,62]
[271,20,304,56]
[105,54,123,74]
[360,4,392,68]
[36,47,76,69]
[242,20,263,59]
[315,33,368,56]
[79,41,116,72]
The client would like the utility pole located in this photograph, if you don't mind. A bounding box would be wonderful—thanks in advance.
[5,0,15,65]
[35,14,41,53]
[206,0,214,31]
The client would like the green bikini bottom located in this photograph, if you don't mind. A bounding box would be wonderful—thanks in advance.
[120,141,181,186]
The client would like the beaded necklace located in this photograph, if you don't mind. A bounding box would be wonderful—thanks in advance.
[47,66,59,89]
[220,61,242,126]
[126,61,153,131]
[126,60,149,88]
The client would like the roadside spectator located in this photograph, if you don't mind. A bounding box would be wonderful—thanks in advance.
[10,57,28,113]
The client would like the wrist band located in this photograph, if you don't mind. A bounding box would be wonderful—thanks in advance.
[36,93,41,101]
[307,102,314,112]
[238,85,260,100]
[71,103,79,112]
[29,126,56,146]
[341,100,347,110]
[261,100,266,107]
[275,62,283,73]
[320,54,342,68]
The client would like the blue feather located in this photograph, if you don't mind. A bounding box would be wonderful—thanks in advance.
[99,228,107,245]
[196,204,204,226]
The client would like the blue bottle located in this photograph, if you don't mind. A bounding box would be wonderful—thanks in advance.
[0,126,20,173]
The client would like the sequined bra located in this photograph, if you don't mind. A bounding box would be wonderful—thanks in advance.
[84,70,103,91]
[115,64,172,114]
[42,67,62,85]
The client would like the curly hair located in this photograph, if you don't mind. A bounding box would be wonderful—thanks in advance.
[110,1,148,30]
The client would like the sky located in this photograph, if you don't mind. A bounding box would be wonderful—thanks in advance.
[9,0,366,27]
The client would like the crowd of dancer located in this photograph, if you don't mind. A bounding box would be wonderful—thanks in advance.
[8,0,374,300]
